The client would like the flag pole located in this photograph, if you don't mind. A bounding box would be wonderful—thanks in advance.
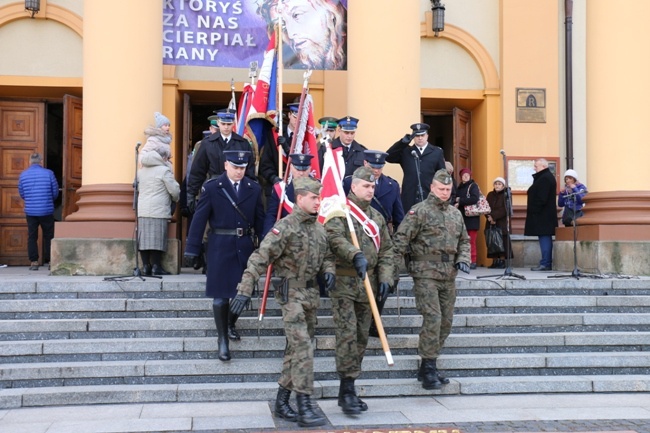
[276,4,284,179]
[259,69,313,322]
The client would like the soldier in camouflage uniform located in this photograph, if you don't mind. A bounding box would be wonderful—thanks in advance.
[230,177,335,428]
[393,168,471,390]
[325,166,395,415]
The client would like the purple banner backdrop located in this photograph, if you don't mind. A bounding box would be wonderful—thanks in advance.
[163,0,348,70]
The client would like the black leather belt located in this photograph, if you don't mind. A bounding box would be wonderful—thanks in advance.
[211,228,251,237]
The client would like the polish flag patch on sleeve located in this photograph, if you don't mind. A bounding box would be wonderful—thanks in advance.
[271,228,281,236]
[408,210,416,215]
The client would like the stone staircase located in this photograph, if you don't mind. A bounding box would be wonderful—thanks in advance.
[1,275,650,409]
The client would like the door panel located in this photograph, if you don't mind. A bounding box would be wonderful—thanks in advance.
[0,101,45,265]
[453,107,471,174]
[62,95,83,219]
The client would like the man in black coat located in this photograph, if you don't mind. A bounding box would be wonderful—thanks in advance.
[318,116,367,177]
[259,102,299,197]
[386,123,446,213]
[184,150,264,362]
[524,158,558,271]
[186,109,255,213]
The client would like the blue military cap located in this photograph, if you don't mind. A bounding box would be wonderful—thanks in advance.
[215,109,236,123]
[202,130,211,138]
[338,116,359,131]
[363,150,388,168]
[223,150,250,167]
[410,123,430,136]
[289,153,313,171]
[287,103,300,113]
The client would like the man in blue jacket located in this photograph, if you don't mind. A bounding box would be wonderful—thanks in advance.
[18,153,59,270]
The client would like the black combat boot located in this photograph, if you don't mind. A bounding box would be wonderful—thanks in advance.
[350,379,368,411]
[296,393,326,427]
[337,378,361,415]
[274,386,298,421]
[417,358,442,390]
[227,310,241,341]
[212,298,231,361]
[432,358,450,384]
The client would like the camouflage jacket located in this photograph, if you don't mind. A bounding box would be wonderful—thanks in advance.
[393,193,470,281]
[236,206,335,297]
[325,192,395,286]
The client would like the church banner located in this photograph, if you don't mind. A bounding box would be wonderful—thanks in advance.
[162,0,348,70]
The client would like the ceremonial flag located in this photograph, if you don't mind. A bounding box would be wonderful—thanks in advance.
[293,94,321,179]
[243,32,279,158]
[318,142,347,224]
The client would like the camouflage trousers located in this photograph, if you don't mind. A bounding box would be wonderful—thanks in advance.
[413,277,457,359]
[277,286,320,395]
[330,286,372,379]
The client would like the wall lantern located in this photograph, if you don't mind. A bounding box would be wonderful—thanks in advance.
[431,0,445,37]
[25,0,40,18]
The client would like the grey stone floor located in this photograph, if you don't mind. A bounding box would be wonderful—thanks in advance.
[2,393,650,433]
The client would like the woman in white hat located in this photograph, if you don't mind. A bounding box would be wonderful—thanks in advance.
[558,169,587,227]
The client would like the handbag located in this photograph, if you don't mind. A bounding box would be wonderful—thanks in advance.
[464,184,491,217]
[485,225,505,255]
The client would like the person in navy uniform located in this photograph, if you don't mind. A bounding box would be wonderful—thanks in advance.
[184,150,264,362]
[386,123,446,213]
[186,108,255,213]
[318,116,367,177]
[259,102,299,197]
[262,153,314,238]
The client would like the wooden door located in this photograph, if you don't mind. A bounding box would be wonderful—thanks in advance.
[62,95,83,219]
[0,101,45,265]
[453,107,472,174]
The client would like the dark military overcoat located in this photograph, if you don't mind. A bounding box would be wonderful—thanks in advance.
[318,137,367,177]
[185,173,264,298]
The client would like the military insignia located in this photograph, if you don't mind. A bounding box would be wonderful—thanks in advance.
[416,124,421,131]
[271,228,281,236]
[369,174,376,182]
[298,155,306,162]
[408,210,415,215]
[238,151,245,158]
[346,116,351,123]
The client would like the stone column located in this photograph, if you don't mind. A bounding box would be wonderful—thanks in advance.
[346,1,420,154]
[52,0,177,275]
[554,0,650,275]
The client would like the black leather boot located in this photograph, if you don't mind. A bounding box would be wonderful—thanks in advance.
[228,310,241,341]
[432,358,450,384]
[212,299,231,361]
[417,358,442,390]
[274,386,298,421]
[296,393,326,427]
[337,378,361,415]
[151,264,171,275]
[350,379,368,411]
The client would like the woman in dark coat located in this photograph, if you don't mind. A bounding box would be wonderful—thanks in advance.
[455,168,481,269]
[485,177,512,268]
[524,158,558,271]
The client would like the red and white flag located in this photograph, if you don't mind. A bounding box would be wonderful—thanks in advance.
[317,141,346,224]
[293,94,321,179]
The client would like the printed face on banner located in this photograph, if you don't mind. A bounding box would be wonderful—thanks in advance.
[163,0,347,70]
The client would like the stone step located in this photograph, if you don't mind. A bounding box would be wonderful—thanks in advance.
[2,332,650,364]
[2,352,650,388]
[2,312,649,341]
[3,295,650,318]
[3,277,650,300]
[2,374,649,409]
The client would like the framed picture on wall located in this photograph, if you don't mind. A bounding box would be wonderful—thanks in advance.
[506,157,560,194]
